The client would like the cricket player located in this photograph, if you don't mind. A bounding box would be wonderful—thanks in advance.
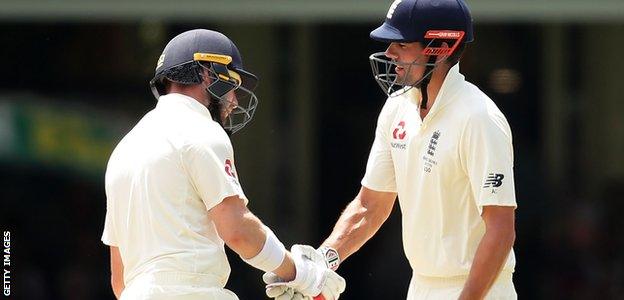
[101,29,345,300]
[266,0,518,299]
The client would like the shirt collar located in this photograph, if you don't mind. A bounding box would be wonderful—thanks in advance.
[413,63,465,121]
[156,93,214,120]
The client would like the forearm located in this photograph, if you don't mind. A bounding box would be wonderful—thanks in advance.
[112,281,124,299]
[225,211,266,258]
[460,228,515,300]
[228,214,297,280]
[109,247,124,299]
[211,196,297,280]
[322,194,393,261]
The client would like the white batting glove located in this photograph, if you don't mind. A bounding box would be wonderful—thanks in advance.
[313,246,341,271]
[266,245,345,300]
[292,245,345,300]
[263,272,306,300]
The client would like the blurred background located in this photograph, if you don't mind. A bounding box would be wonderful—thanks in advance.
[1,0,623,299]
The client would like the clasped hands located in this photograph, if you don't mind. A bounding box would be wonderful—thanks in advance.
[263,245,345,300]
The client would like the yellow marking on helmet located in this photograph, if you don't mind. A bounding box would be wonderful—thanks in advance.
[227,70,241,84]
[193,53,233,65]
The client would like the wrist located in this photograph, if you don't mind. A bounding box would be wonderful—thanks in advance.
[241,225,286,273]
[272,252,296,281]
[290,253,316,293]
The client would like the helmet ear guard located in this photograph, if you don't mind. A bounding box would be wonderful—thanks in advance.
[194,52,246,98]
[205,63,241,97]
[422,30,465,57]
[417,30,465,109]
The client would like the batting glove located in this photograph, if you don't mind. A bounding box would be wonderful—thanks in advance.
[265,245,345,300]
[316,246,341,271]
[263,272,306,300]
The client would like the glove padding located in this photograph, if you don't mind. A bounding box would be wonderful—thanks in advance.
[263,272,306,300]
[265,245,345,300]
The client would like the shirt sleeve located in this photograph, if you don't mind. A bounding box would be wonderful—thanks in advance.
[101,206,118,246]
[182,136,248,210]
[461,111,517,215]
[101,177,118,246]
[361,100,397,193]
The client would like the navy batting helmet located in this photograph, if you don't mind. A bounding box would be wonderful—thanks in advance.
[369,0,474,102]
[370,0,474,44]
[149,29,258,134]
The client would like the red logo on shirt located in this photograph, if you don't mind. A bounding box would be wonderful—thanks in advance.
[393,121,407,140]
[224,159,236,178]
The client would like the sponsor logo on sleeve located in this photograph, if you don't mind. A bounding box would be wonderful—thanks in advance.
[483,173,504,188]
[224,159,236,178]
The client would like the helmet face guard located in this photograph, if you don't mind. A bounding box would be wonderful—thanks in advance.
[369,30,465,97]
[369,50,434,97]
[197,55,258,134]
[150,52,258,134]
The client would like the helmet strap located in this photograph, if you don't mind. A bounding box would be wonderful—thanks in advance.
[419,55,438,110]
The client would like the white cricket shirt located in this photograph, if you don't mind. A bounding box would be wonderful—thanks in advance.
[101,93,247,287]
[362,65,517,277]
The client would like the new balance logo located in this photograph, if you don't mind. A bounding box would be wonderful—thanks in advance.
[483,173,504,188]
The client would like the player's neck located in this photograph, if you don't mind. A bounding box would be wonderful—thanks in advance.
[419,67,449,119]
[169,85,210,107]
[418,80,441,119]
[419,87,436,120]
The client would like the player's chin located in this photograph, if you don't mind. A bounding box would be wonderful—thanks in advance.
[395,66,405,76]
[396,74,411,86]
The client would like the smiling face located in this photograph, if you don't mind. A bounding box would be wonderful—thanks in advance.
[384,41,429,86]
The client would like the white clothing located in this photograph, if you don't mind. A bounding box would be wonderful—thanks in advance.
[406,271,517,300]
[102,93,247,289]
[120,271,239,300]
[362,64,517,277]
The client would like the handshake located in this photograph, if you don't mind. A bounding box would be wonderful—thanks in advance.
[262,245,346,300]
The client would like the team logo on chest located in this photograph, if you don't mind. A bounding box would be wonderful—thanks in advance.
[427,130,441,156]
[422,130,441,173]
[391,121,408,150]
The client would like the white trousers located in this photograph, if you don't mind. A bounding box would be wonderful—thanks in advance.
[120,271,239,300]
[406,271,517,300]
